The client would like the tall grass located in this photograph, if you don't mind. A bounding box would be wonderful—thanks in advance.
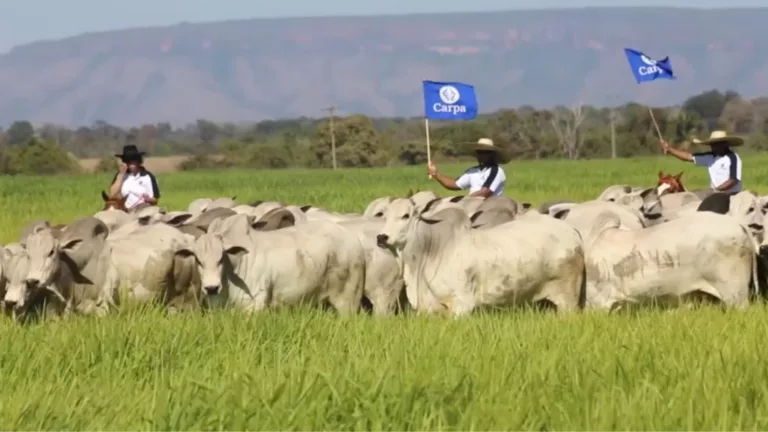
[2,155,768,429]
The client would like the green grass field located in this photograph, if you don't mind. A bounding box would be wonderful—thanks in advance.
[3,155,768,429]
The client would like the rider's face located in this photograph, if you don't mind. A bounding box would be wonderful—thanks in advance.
[710,142,729,154]
[476,150,496,165]
[125,160,141,173]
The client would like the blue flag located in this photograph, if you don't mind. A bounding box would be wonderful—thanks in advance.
[624,48,675,83]
[422,80,478,120]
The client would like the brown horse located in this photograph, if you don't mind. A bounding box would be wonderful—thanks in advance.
[101,190,127,211]
[655,171,685,196]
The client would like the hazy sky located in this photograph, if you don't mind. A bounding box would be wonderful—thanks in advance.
[0,0,765,53]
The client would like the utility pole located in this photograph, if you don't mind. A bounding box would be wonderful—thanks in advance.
[322,106,337,170]
[610,109,617,159]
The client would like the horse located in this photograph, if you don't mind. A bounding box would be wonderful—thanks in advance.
[655,171,686,196]
[655,171,717,200]
[100,190,155,214]
[101,190,127,211]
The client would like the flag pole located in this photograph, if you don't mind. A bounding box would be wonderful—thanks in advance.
[425,117,432,178]
[647,106,665,153]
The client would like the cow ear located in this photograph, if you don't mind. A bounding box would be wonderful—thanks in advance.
[449,196,464,203]
[252,208,295,231]
[61,238,83,251]
[469,211,483,223]
[553,209,570,219]
[422,197,442,213]
[418,216,441,225]
[225,246,248,258]
[165,213,193,226]
[299,205,312,213]
[174,248,195,258]
[137,215,152,225]
[521,202,531,209]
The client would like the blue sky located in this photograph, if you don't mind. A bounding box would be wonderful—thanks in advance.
[0,0,765,53]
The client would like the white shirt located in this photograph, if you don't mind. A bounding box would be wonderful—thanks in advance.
[692,151,742,194]
[115,170,160,209]
[455,164,506,196]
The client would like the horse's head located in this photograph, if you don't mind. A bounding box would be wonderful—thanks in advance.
[101,190,127,211]
[656,171,685,196]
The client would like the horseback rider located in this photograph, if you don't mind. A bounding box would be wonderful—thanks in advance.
[427,138,507,197]
[108,145,160,211]
[659,130,743,194]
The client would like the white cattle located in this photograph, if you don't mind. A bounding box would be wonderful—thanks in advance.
[551,200,646,231]
[106,222,200,310]
[231,201,284,218]
[2,249,31,319]
[409,191,439,212]
[174,214,365,313]
[468,207,516,229]
[363,197,394,218]
[339,217,404,315]
[578,211,755,311]
[187,196,237,214]
[301,206,361,223]
[93,208,134,232]
[617,188,701,225]
[13,218,119,319]
[597,185,642,202]
[696,191,765,243]
[377,200,585,317]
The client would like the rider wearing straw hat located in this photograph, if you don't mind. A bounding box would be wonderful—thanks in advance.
[659,130,743,194]
[427,137,507,197]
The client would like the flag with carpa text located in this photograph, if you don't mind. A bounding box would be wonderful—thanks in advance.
[624,48,675,84]
[422,80,478,120]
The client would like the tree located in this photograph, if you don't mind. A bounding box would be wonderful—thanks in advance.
[550,103,586,159]
[6,121,34,146]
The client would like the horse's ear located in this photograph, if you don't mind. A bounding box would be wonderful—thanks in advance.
[101,191,109,201]
[675,171,683,179]
[657,170,663,178]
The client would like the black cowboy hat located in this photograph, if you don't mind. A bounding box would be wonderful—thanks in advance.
[115,145,146,162]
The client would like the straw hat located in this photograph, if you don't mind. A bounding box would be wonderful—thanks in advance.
[473,137,500,152]
[692,130,744,147]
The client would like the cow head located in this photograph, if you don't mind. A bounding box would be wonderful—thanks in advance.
[376,198,421,250]
[3,251,31,312]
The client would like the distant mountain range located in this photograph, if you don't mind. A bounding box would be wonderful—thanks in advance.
[1,7,767,127]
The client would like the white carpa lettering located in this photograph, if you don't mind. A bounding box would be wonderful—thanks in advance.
[638,65,666,76]
[432,103,468,115]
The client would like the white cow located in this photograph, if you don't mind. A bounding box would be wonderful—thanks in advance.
[578,211,756,311]
[551,200,646,231]
[339,217,404,315]
[174,214,365,313]
[106,222,200,309]
[377,199,586,317]
[13,218,119,319]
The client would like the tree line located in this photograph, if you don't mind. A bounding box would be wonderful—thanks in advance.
[1,89,766,175]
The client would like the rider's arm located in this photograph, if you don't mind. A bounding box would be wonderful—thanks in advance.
[108,172,124,198]
[143,172,160,205]
[432,171,462,191]
[665,146,694,162]
[715,178,737,192]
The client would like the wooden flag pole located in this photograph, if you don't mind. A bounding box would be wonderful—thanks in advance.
[647,106,666,153]
[425,118,432,178]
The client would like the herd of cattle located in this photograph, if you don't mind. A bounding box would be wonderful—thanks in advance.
[1,183,768,322]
